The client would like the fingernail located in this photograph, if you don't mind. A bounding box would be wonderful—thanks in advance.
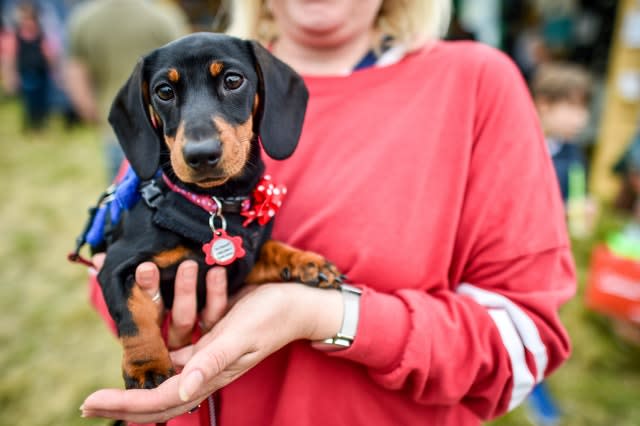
[179,370,203,402]
[138,264,155,284]
[79,404,84,411]
[182,263,197,281]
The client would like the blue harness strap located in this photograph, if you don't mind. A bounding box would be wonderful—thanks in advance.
[67,164,145,265]
[85,165,141,248]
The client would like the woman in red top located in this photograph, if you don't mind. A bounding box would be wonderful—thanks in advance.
[82,1,576,425]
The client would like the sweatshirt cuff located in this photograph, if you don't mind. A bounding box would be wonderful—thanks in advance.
[327,286,411,370]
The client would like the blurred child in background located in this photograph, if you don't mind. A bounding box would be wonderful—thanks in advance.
[532,62,591,200]
[527,60,595,426]
[531,61,598,238]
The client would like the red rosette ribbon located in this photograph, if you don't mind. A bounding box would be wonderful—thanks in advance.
[241,175,287,227]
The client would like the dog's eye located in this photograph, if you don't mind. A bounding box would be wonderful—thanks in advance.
[155,84,175,101]
[223,73,244,91]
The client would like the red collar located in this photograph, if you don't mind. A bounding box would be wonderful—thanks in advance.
[161,174,286,227]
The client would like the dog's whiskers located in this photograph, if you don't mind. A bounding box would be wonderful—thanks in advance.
[244,158,259,172]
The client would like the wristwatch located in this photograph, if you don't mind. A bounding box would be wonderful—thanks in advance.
[311,284,362,351]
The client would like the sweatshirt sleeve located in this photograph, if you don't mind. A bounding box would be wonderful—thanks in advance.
[327,46,576,420]
[89,268,118,336]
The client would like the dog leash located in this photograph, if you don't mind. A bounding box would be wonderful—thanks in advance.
[207,395,217,426]
[67,185,118,268]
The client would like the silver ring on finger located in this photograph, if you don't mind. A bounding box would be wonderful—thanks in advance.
[199,320,211,333]
[151,291,162,303]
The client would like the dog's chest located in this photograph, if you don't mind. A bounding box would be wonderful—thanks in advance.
[121,182,272,301]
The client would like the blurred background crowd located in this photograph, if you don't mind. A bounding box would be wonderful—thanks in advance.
[1,0,640,425]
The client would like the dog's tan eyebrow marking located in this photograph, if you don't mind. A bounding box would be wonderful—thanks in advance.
[209,62,224,77]
[167,68,180,82]
[253,94,260,115]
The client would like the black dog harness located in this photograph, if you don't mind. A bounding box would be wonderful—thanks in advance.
[142,177,251,266]
[69,167,285,271]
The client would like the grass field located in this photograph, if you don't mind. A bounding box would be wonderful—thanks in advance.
[0,100,120,426]
[1,98,639,426]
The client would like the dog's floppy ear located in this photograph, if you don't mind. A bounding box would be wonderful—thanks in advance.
[248,40,309,160]
[108,58,159,180]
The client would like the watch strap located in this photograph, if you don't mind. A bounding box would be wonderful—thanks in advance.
[312,284,362,351]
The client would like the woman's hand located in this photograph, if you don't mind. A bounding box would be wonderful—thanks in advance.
[134,260,228,348]
[92,254,229,349]
[81,271,343,423]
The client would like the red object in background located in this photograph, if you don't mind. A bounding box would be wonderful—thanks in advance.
[586,245,640,324]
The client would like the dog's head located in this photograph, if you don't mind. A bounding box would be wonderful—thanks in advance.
[108,33,309,186]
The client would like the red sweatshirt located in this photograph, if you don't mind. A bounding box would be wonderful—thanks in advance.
[90,41,575,425]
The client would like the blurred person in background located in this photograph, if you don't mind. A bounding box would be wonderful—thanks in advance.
[0,0,5,97]
[81,0,576,425]
[531,62,592,202]
[64,0,189,182]
[531,61,598,241]
[0,0,59,130]
[529,67,599,422]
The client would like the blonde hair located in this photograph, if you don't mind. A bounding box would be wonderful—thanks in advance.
[226,0,451,49]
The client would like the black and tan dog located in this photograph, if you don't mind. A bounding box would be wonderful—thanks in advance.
[92,33,342,389]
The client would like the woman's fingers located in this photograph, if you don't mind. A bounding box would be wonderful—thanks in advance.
[168,260,199,349]
[135,262,164,309]
[199,267,228,332]
[169,344,196,370]
[132,260,230,350]
[82,284,308,422]
[81,375,210,423]
[91,253,106,272]
[177,334,251,402]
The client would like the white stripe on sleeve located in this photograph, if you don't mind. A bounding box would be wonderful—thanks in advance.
[457,283,548,410]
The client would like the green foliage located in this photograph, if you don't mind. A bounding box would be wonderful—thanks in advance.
[490,209,640,426]
[0,101,119,426]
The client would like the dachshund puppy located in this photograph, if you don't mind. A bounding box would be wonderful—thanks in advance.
[95,33,341,389]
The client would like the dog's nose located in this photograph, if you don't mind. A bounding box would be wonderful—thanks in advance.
[183,139,222,170]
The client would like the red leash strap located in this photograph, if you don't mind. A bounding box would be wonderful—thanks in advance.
[67,252,95,268]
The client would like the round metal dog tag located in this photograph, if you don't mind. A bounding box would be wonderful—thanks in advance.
[203,229,246,266]
[212,238,235,263]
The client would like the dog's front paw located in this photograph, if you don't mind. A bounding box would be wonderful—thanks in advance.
[121,336,175,389]
[281,251,345,288]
